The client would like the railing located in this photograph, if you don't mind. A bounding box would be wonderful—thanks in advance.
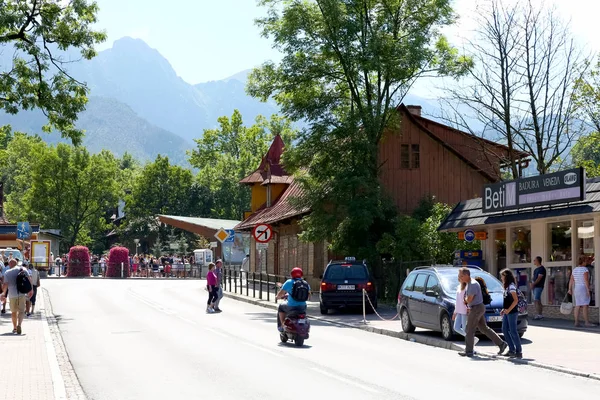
[31,261,206,279]
[221,267,288,303]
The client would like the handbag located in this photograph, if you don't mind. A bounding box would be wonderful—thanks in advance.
[560,294,573,315]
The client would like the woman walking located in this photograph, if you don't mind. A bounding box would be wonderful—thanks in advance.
[569,256,593,327]
[206,263,219,313]
[453,280,478,346]
[500,269,522,359]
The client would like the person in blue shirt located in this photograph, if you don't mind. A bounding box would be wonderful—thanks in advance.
[276,267,310,332]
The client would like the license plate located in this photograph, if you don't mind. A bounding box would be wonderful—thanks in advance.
[337,285,355,290]
[487,316,502,322]
[298,319,306,325]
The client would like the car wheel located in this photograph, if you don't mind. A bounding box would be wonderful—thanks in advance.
[441,313,454,341]
[280,333,288,343]
[401,308,415,333]
[319,303,328,315]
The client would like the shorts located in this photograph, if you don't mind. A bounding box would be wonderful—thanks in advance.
[533,287,543,301]
[9,296,26,313]
[29,287,37,305]
[278,304,307,314]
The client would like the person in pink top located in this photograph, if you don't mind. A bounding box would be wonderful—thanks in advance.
[453,279,479,346]
[206,263,218,314]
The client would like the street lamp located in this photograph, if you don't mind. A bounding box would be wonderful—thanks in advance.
[134,238,140,255]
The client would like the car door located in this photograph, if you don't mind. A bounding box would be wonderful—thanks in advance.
[408,274,428,324]
[421,274,443,328]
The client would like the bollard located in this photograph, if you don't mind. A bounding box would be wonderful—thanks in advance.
[361,289,368,324]
[121,262,124,278]
[259,272,263,300]
[252,272,256,298]
[267,274,270,302]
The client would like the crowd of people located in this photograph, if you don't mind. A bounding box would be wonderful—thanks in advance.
[0,254,41,335]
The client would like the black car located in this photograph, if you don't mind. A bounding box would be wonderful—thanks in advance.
[397,265,528,340]
[319,258,377,314]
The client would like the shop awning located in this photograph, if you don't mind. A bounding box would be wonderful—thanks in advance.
[157,215,240,238]
[439,181,600,231]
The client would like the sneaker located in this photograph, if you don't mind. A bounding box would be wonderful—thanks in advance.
[206,308,214,314]
[26,313,31,318]
[514,352,523,359]
[214,308,222,313]
[506,351,516,358]
[473,337,479,346]
[16,325,21,335]
[278,326,284,332]
[497,341,508,355]
[458,351,474,357]
[12,329,17,334]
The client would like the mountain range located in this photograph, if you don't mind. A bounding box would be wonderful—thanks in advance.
[0,37,440,165]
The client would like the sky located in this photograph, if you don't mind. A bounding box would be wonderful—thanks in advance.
[93,0,600,90]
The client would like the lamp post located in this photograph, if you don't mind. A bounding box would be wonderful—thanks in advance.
[134,238,140,255]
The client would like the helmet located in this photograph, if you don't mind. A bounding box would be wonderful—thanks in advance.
[291,267,303,279]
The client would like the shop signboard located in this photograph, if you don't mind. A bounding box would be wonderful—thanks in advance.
[482,167,586,213]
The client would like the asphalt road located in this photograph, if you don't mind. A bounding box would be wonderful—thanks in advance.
[44,279,600,400]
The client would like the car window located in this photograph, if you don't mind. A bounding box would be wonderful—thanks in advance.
[425,275,441,294]
[402,273,417,291]
[413,274,428,293]
[440,271,504,296]
[325,264,368,280]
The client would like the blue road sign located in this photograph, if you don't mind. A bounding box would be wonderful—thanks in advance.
[464,229,475,243]
[225,229,235,243]
[17,222,31,240]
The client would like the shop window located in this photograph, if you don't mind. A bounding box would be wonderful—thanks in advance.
[511,226,531,264]
[400,145,410,169]
[547,266,572,305]
[495,229,506,271]
[548,222,572,262]
[513,267,532,303]
[411,144,420,169]
[577,220,595,258]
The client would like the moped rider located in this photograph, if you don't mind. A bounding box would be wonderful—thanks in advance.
[275,267,310,332]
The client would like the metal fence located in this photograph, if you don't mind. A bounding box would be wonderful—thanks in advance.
[221,267,288,303]
[31,261,205,279]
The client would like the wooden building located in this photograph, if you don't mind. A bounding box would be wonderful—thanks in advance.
[235,104,529,286]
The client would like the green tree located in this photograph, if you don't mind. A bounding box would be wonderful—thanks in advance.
[248,0,469,268]
[125,155,213,241]
[570,133,600,178]
[189,110,296,220]
[6,144,120,249]
[0,0,106,143]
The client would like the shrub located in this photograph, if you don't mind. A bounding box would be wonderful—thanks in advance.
[106,246,130,278]
[67,246,91,277]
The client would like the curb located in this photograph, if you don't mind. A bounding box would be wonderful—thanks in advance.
[224,291,600,381]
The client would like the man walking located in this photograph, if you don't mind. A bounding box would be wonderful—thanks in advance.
[530,256,546,320]
[26,262,40,316]
[1,259,32,334]
[213,259,223,312]
[458,267,508,357]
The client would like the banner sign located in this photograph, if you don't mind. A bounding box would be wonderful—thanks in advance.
[482,167,586,213]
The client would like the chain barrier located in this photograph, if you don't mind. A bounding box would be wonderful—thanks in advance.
[362,289,400,322]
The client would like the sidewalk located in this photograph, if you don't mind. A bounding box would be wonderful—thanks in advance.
[0,290,66,400]
[223,287,600,379]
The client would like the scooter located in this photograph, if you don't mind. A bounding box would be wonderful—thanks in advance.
[280,309,310,347]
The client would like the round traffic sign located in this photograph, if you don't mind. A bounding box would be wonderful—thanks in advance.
[253,224,273,243]
[464,229,475,243]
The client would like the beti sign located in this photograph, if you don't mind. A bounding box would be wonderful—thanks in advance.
[482,167,586,213]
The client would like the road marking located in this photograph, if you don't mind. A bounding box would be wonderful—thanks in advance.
[177,316,197,325]
[311,368,380,394]
[128,290,175,315]
[41,301,67,400]
[205,327,230,338]
[204,327,284,358]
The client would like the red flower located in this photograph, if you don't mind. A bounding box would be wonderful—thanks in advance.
[67,246,91,277]
[106,247,130,278]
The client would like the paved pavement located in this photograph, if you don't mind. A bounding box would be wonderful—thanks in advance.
[0,288,65,400]
[43,279,600,400]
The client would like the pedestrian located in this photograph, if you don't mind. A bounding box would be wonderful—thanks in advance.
[458,267,508,357]
[452,278,479,346]
[26,262,40,317]
[206,263,218,313]
[1,259,32,334]
[530,256,546,320]
[569,256,594,327]
[500,269,522,359]
[213,259,224,312]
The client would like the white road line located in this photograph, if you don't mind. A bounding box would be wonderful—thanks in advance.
[128,290,175,315]
[204,327,284,358]
[177,316,197,325]
[311,368,380,394]
[41,305,67,400]
[204,327,230,338]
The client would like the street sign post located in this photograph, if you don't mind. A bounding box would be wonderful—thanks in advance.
[210,242,218,248]
[17,222,31,240]
[252,224,273,243]
[214,228,230,243]
[464,229,475,243]
[256,242,269,250]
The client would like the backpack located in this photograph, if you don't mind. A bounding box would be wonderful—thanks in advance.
[291,279,310,302]
[474,276,492,305]
[16,269,32,294]
[516,288,528,314]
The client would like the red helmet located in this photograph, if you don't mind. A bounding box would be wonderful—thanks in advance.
[291,267,303,279]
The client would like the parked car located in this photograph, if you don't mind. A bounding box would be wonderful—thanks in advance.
[319,258,377,314]
[397,265,528,340]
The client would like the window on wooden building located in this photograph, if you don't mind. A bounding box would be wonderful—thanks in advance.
[400,145,410,169]
[400,144,420,169]
[411,144,420,169]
